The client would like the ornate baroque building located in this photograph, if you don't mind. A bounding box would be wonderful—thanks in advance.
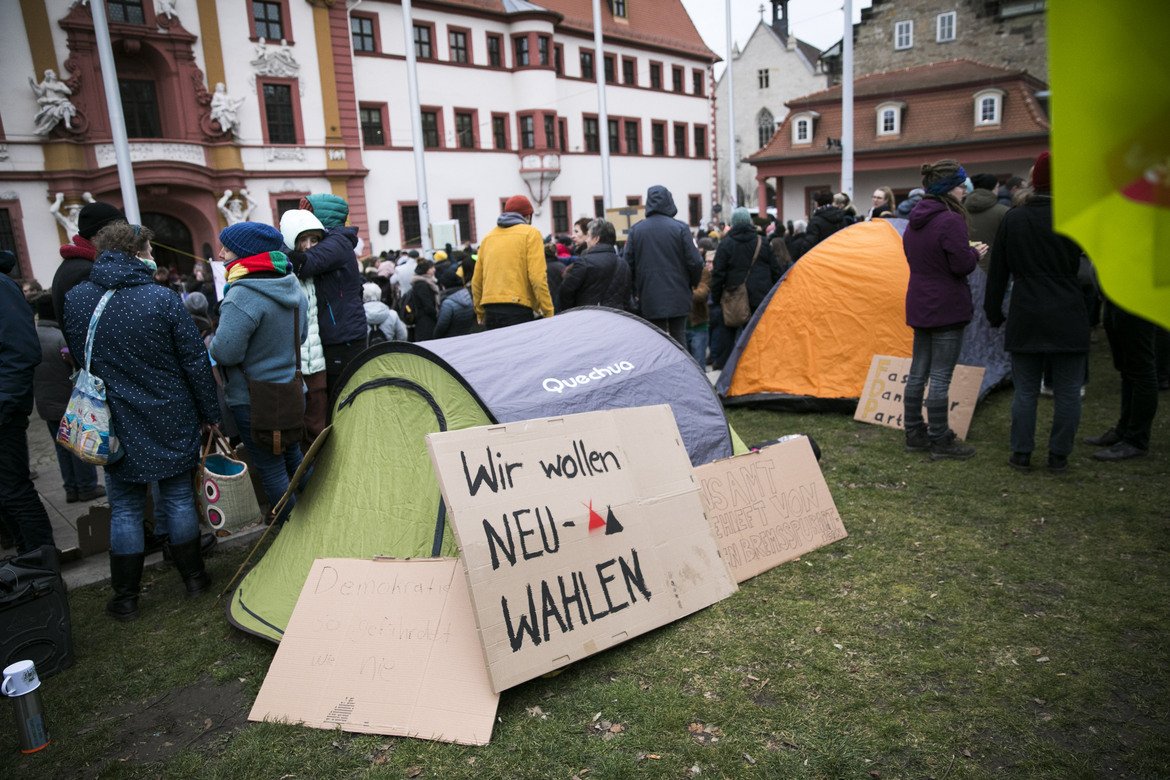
[2,0,716,284]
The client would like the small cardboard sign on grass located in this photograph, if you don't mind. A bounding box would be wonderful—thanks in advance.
[248,557,498,746]
[696,437,847,583]
[427,405,738,693]
[854,355,985,440]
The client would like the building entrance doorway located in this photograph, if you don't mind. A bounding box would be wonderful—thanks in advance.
[141,212,194,274]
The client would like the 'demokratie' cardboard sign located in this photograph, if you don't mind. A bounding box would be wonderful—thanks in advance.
[249,558,498,745]
[695,438,847,583]
[427,405,738,693]
[854,355,986,440]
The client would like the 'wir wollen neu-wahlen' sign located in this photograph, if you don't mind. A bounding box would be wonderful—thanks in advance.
[427,405,738,693]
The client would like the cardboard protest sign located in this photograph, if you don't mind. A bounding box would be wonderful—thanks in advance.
[854,355,985,440]
[427,405,738,693]
[605,205,646,241]
[249,558,498,746]
[696,438,847,583]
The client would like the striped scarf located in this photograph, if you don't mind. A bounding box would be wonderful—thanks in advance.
[223,251,290,292]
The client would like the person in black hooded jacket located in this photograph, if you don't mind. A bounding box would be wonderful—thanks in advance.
[559,218,630,311]
[709,208,784,324]
[625,185,703,344]
[791,191,848,260]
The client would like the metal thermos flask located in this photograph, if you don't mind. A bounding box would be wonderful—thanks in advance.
[10,687,49,753]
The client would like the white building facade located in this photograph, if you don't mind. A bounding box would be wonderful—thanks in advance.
[2,0,716,285]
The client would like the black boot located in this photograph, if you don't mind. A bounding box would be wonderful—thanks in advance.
[168,536,211,597]
[107,553,145,621]
[161,532,216,564]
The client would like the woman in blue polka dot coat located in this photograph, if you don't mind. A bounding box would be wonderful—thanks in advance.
[64,222,220,621]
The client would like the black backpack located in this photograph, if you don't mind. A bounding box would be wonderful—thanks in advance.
[366,323,388,348]
[396,287,416,326]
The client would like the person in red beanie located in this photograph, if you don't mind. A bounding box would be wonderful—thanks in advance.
[471,194,554,329]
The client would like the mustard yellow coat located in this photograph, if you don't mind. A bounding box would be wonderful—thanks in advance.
[471,222,555,321]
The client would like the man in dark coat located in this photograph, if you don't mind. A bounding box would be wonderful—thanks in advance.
[50,201,124,323]
[0,250,57,554]
[790,191,848,261]
[967,173,1009,271]
[985,152,1089,471]
[559,218,630,311]
[625,185,703,345]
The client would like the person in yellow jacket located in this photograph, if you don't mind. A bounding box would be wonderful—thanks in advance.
[472,195,555,329]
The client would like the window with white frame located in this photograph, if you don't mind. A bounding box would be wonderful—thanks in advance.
[937,12,956,41]
[974,88,1004,126]
[895,20,913,50]
[791,112,817,145]
[876,101,905,136]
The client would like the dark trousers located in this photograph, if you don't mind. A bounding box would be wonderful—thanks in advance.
[323,339,367,404]
[1011,352,1086,457]
[648,316,688,347]
[45,419,98,493]
[708,305,735,369]
[904,326,964,441]
[0,413,56,553]
[1104,301,1159,450]
[483,303,535,330]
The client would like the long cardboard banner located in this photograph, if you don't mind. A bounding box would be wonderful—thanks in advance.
[696,438,847,583]
[427,405,738,693]
[854,355,985,440]
[249,557,498,745]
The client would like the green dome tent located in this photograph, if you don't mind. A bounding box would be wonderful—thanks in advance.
[228,308,742,642]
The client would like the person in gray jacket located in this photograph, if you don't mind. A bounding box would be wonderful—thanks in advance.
[625,185,703,345]
[209,222,308,524]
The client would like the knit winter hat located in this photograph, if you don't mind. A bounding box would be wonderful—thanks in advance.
[1031,151,1052,193]
[0,249,15,274]
[219,221,285,258]
[78,202,124,239]
[184,291,209,316]
[279,209,326,250]
[504,195,533,217]
[362,282,382,303]
[971,173,999,192]
[303,193,349,228]
[730,207,752,228]
[434,250,448,262]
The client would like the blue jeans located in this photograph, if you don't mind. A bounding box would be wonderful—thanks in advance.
[685,326,709,366]
[106,471,198,555]
[904,326,965,440]
[1011,352,1086,457]
[231,405,302,523]
[45,419,98,492]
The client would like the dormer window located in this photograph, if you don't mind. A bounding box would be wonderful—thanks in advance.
[876,101,905,136]
[791,111,818,145]
[974,88,1005,126]
[894,20,913,50]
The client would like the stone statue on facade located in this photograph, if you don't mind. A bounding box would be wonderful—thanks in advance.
[209,82,245,136]
[30,69,78,135]
[218,189,258,225]
[157,0,178,18]
[251,37,300,78]
[50,191,95,238]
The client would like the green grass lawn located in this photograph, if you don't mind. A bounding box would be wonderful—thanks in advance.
[5,344,1168,779]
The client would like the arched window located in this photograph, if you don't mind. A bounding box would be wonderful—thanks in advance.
[974,88,1005,127]
[790,111,818,145]
[757,109,775,149]
[875,100,905,137]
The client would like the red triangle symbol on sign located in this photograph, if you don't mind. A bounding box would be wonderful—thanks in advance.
[588,500,606,532]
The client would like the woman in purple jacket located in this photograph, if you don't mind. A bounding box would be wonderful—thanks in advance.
[902,160,989,460]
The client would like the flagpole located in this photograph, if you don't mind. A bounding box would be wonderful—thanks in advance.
[591,0,612,209]
[401,0,433,251]
[90,0,140,223]
[841,0,854,200]
[725,0,737,209]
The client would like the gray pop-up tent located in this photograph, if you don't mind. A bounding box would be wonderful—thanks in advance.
[228,308,739,641]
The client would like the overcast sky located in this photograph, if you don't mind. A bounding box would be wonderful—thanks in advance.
[679,0,874,77]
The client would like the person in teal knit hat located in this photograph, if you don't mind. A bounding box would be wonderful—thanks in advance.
[286,194,365,400]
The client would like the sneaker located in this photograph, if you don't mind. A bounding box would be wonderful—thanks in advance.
[1092,442,1148,461]
[905,426,930,453]
[930,433,976,461]
[1047,453,1069,472]
[1083,427,1121,447]
[65,489,79,503]
[1008,452,1031,471]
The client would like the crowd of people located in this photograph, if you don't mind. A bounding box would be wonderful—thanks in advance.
[0,162,1165,622]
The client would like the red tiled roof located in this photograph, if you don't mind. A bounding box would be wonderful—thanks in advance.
[538,0,718,61]
[749,60,1049,164]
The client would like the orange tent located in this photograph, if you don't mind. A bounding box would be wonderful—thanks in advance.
[716,219,1009,410]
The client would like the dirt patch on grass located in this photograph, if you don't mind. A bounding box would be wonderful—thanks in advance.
[84,675,249,772]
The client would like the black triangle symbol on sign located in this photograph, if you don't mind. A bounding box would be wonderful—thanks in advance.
[604,507,624,535]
